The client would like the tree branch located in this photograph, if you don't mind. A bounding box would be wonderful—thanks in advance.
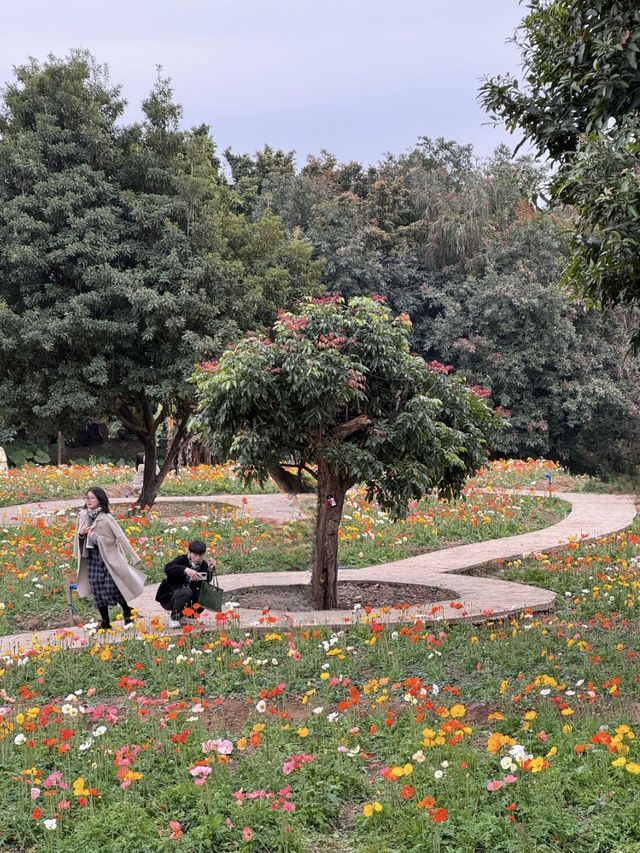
[331,414,371,441]
[116,404,147,441]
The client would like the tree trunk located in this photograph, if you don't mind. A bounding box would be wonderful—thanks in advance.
[57,432,64,466]
[138,437,159,508]
[311,463,348,609]
[135,410,189,508]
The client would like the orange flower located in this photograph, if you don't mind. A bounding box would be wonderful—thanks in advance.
[400,785,415,800]
[432,807,448,823]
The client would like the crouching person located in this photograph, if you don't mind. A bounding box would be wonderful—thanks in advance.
[155,540,215,628]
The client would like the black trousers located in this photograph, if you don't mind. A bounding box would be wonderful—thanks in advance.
[168,584,199,617]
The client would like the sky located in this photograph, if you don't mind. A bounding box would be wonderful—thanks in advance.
[0,0,527,167]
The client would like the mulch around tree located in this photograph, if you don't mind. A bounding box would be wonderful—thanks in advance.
[229,581,459,611]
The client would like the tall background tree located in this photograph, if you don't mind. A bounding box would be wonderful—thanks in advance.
[479,0,640,348]
[0,53,321,504]
[224,138,640,475]
[192,295,501,608]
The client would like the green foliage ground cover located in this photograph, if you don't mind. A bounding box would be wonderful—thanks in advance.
[0,512,639,851]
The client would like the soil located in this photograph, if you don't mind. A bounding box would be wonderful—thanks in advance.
[14,611,84,631]
[114,500,235,520]
[230,581,459,611]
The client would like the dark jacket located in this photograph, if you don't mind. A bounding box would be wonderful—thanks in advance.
[155,554,211,609]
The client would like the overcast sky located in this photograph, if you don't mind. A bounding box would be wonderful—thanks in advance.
[1,0,526,167]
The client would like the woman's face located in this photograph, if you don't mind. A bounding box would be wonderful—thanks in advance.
[86,491,100,510]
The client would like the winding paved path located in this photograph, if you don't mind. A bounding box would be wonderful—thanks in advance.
[0,489,636,654]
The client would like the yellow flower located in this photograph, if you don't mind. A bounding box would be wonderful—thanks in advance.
[73,777,90,797]
[296,727,309,738]
[320,672,330,680]
[523,710,537,721]
[625,762,640,775]
[546,746,558,758]
[450,704,466,718]
[560,707,575,716]
[499,680,509,695]
[362,801,383,817]
[562,724,573,734]
[611,756,627,768]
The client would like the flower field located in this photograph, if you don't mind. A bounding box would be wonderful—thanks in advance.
[1,515,640,851]
[0,458,567,508]
[0,463,276,508]
[0,486,566,635]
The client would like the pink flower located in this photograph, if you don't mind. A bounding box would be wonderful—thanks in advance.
[189,765,212,786]
[57,799,71,810]
[30,787,41,800]
[242,826,254,842]
[282,801,296,812]
[202,738,233,755]
[487,779,503,792]
[503,774,518,784]
[168,820,183,840]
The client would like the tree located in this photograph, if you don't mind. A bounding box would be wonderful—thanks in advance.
[192,295,501,608]
[418,214,640,471]
[0,54,322,504]
[479,1,640,346]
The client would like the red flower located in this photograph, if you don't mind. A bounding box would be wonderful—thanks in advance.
[432,807,448,823]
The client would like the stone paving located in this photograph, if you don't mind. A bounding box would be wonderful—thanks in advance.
[0,489,636,655]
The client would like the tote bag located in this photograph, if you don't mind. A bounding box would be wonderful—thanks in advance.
[199,572,224,612]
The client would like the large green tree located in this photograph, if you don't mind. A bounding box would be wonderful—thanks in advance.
[192,295,500,609]
[0,53,321,504]
[479,1,640,346]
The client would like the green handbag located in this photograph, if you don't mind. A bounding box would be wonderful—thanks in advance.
[198,572,224,612]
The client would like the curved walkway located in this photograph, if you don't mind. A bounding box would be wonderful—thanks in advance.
[0,490,636,654]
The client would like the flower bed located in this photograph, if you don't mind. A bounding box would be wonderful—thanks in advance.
[0,517,639,851]
[0,488,567,635]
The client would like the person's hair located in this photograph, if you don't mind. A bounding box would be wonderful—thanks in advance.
[135,452,144,468]
[188,540,207,555]
[87,486,111,514]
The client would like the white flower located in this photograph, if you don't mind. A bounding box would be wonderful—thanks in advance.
[312,706,324,715]
[14,733,26,745]
[434,770,444,780]
[92,726,107,737]
[255,700,266,714]
[327,712,340,723]
[431,683,440,697]
[78,738,94,751]
[440,760,449,768]
[61,704,78,717]
[43,818,57,831]
[500,755,516,771]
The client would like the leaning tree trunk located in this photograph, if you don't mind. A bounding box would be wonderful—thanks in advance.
[311,463,348,609]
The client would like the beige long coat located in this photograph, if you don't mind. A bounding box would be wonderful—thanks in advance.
[75,510,146,603]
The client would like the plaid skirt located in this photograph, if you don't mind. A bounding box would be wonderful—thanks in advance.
[87,547,127,609]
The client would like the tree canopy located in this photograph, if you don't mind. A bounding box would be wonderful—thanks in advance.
[479,1,640,345]
[0,52,321,502]
[224,138,640,474]
[192,295,501,607]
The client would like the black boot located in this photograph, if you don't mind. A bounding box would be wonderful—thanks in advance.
[122,603,134,627]
[98,605,111,631]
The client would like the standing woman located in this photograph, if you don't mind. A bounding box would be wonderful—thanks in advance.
[75,487,147,630]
